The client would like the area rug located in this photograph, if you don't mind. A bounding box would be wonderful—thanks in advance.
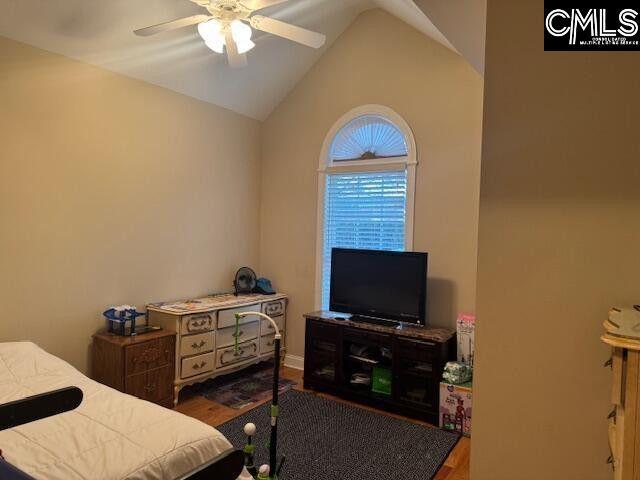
[196,362,296,409]
[217,390,460,480]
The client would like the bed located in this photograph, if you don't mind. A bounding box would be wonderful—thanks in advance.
[0,342,252,480]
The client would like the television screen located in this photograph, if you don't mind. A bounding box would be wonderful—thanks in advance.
[329,248,428,325]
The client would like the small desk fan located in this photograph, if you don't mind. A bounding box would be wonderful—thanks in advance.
[234,267,257,295]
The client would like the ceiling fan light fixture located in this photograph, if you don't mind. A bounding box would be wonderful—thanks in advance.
[198,19,225,53]
[134,0,327,67]
[230,20,255,54]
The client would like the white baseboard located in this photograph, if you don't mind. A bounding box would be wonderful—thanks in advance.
[283,354,304,370]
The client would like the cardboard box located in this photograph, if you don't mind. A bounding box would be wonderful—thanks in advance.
[439,381,472,437]
[456,313,476,367]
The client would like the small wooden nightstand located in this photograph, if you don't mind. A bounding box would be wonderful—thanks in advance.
[92,330,176,408]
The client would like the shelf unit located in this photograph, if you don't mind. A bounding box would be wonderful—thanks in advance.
[602,331,640,479]
[303,312,456,424]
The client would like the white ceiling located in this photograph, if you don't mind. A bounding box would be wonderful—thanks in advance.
[0,0,469,120]
[415,0,486,74]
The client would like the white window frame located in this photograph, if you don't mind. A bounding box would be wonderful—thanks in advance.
[315,104,418,310]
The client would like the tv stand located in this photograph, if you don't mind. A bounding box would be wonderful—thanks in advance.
[348,315,398,328]
[303,311,456,425]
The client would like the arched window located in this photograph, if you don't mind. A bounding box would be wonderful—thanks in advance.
[329,115,409,161]
[316,105,417,309]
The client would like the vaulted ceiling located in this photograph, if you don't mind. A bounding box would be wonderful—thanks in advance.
[0,0,484,120]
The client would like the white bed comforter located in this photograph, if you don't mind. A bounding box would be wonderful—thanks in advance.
[0,342,252,480]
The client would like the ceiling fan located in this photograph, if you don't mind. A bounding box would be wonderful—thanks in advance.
[134,0,326,68]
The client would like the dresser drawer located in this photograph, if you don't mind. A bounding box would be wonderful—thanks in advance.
[260,315,285,336]
[217,321,259,348]
[611,348,624,406]
[125,337,174,376]
[218,304,261,329]
[608,414,618,465]
[394,337,437,362]
[344,327,391,346]
[261,334,278,354]
[181,352,215,379]
[217,339,259,369]
[180,331,214,357]
[180,312,215,335]
[262,299,285,317]
[125,365,173,404]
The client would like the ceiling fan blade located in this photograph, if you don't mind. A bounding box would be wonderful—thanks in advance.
[242,0,290,11]
[250,15,326,48]
[224,31,248,68]
[134,14,210,37]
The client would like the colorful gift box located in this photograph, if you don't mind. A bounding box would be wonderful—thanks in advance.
[439,381,472,437]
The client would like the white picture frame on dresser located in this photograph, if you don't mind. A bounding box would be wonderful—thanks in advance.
[147,293,287,405]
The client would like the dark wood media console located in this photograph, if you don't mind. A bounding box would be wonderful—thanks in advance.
[303,311,456,425]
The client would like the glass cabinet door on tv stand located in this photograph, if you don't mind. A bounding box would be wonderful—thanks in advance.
[304,321,339,385]
[393,337,440,411]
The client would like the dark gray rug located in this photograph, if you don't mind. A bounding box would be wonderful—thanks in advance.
[217,390,459,480]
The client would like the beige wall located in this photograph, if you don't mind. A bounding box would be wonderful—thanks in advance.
[471,1,640,479]
[0,36,261,372]
[259,9,484,357]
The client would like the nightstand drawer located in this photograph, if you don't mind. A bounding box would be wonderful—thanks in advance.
[181,352,215,379]
[180,331,214,357]
[262,299,285,317]
[125,337,174,376]
[217,339,259,368]
[125,365,173,404]
[218,305,261,329]
[181,312,215,334]
[261,315,285,336]
[217,321,259,348]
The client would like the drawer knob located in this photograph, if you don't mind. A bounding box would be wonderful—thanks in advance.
[192,361,207,370]
[191,340,207,349]
[145,384,156,392]
[232,330,244,338]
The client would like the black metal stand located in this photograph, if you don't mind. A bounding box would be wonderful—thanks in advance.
[269,337,281,477]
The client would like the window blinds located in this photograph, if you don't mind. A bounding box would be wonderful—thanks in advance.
[321,170,408,309]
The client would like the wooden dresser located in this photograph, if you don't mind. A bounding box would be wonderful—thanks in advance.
[602,333,640,479]
[92,329,176,408]
[147,293,287,405]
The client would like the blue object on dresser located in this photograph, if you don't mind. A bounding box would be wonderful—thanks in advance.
[103,305,146,336]
[254,278,276,295]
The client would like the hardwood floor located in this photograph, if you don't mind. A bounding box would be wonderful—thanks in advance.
[175,366,470,480]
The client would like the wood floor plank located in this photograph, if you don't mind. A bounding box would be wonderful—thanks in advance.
[176,366,469,480]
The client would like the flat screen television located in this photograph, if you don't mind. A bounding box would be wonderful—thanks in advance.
[329,248,428,326]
